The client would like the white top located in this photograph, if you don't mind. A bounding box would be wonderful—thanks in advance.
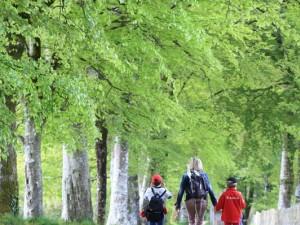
[144,186,172,202]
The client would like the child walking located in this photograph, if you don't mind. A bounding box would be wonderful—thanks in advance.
[140,174,172,225]
[215,177,246,225]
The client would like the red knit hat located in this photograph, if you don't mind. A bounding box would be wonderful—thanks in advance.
[151,174,162,186]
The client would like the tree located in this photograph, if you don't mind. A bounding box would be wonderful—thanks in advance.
[295,144,300,203]
[23,38,43,218]
[278,133,296,208]
[61,137,93,221]
[95,119,108,225]
[0,98,18,214]
[128,175,141,225]
[106,137,129,225]
[0,33,25,215]
[1,0,300,220]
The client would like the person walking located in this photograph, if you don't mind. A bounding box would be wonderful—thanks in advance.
[215,177,246,225]
[175,157,217,225]
[140,174,172,225]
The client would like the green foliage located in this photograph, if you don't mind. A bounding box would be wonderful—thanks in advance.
[1,0,300,220]
[0,214,95,225]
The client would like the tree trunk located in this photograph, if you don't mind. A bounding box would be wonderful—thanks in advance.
[23,34,44,218]
[23,104,43,218]
[1,31,26,216]
[0,144,19,215]
[128,175,141,225]
[275,3,296,208]
[295,144,300,203]
[95,120,108,224]
[138,157,150,210]
[61,145,93,221]
[138,171,149,225]
[278,133,295,209]
[0,97,18,215]
[138,173,149,210]
[106,137,129,225]
[244,184,254,225]
[0,96,19,215]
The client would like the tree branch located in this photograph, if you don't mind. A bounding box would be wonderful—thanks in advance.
[86,65,124,92]
[177,72,194,98]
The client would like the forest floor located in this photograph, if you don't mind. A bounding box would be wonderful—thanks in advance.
[0,214,188,225]
[0,215,95,225]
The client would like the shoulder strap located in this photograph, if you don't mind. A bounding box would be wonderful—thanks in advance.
[159,189,167,198]
[151,187,156,196]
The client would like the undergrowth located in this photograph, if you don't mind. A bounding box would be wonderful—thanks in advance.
[0,215,95,225]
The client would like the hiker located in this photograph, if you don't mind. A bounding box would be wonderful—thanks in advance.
[175,157,217,225]
[215,177,246,225]
[140,174,172,225]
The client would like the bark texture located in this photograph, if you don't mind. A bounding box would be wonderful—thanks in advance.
[1,31,26,215]
[23,35,43,218]
[295,145,300,203]
[23,105,43,218]
[128,175,141,225]
[61,145,93,221]
[244,184,254,225]
[138,156,150,213]
[138,172,149,210]
[106,137,129,225]
[95,120,108,224]
[0,97,18,215]
[0,144,18,215]
[278,133,294,209]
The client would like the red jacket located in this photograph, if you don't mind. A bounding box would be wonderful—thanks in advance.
[215,187,246,223]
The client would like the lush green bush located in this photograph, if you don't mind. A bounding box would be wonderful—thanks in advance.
[0,215,95,225]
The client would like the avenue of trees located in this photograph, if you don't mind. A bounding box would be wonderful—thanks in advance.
[0,0,300,225]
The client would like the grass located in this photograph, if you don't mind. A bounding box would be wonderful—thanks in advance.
[0,214,186,225]
[0,215,96,225]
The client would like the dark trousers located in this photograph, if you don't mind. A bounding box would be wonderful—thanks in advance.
[148,219,163,225]
[224,223,239,225]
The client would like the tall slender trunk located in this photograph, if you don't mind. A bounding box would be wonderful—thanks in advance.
[138,173,149,210]
[275,2,296,208]
[0,97,18,215]
[295,144,300,203]
[23,104,43,218]
[138,157,150,210]
[0,144,19,215]
[244,184,254,225]
[106,137,129,225]
[1,32,26,215]
[95,120,108,224]
[138,171,149,225]
[278,133,295,209]
[61,144,93,221]
[128,175,141,225]
[23,36,44,218]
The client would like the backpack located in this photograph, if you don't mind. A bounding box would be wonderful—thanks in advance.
[189,171,207,198]
[145,188,166,222]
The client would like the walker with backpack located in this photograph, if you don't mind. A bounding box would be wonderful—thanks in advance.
[140,174,172,225]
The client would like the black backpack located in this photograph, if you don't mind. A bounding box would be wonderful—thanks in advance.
[189,171,207,198]
[145,188,166,222]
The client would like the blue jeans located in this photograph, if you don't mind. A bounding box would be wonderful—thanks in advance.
[148,219,164,225]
